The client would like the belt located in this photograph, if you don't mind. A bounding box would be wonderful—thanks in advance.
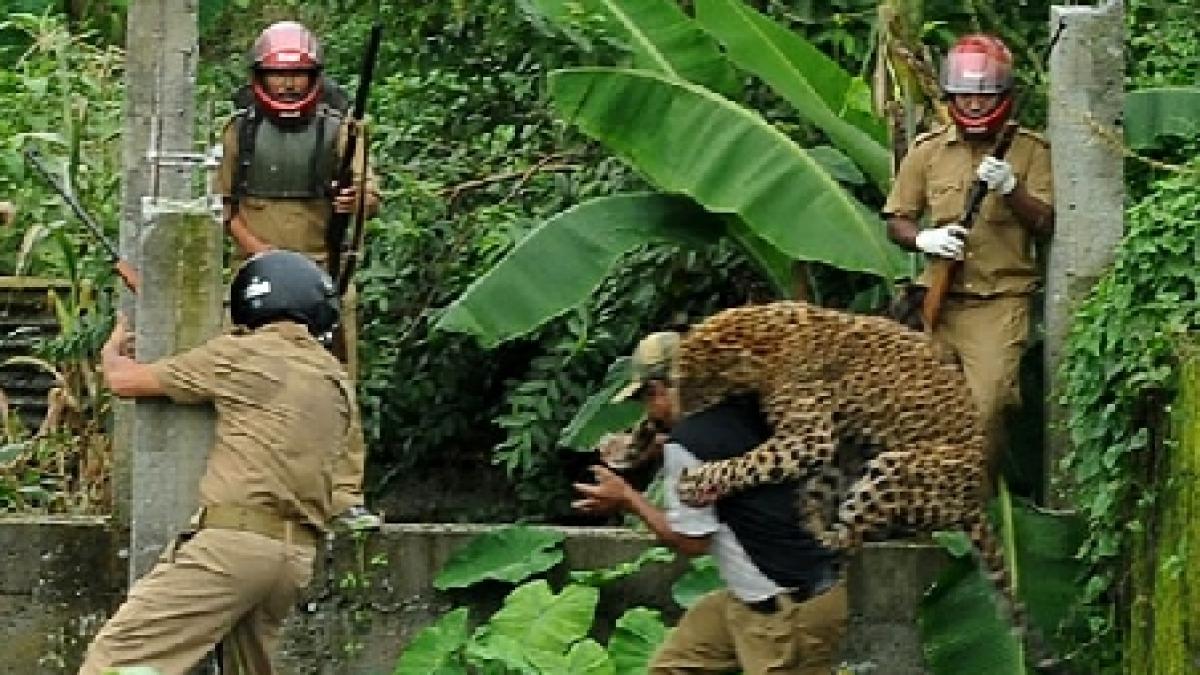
[745,576,840,615]
[199,504,320,547]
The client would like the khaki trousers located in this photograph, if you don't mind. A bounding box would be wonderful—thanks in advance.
[78,528,315,675]
[931,294,1030,477]
[650,584,848,674]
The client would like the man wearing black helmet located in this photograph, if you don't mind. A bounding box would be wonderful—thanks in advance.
[216,21,381,531]
[884,34,1055,478]
[79,251,354,675]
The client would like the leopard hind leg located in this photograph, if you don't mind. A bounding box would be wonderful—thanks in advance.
[816,453,904,551]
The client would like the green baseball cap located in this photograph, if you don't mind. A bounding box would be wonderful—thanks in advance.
[612,331,681,402]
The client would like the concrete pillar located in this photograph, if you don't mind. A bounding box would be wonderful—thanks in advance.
[1044,2,1125,504]
[118,0,218,581]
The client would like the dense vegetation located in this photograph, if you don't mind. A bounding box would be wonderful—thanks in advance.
[3,2,1199,669]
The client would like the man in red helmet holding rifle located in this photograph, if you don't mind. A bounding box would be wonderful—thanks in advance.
[884,34,1055,480]
[216,21,381,532]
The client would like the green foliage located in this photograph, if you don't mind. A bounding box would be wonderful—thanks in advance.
[396,528,679,674]
[1059,166,1200,670]
[669,554,723,609]
[434,525,566,590]
[435,194,725,347]
[919,498,1087,674]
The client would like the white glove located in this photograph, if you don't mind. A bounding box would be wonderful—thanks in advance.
[914,224,968,260]
[976,156,1017,195]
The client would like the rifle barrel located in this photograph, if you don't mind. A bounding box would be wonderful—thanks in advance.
[23,149,122,263]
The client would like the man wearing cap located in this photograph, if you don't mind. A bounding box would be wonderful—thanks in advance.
[575,332,848,674]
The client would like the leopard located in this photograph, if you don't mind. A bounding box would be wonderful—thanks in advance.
[670,301,1058,669]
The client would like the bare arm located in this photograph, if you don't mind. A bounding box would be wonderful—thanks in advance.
[573,465,711,557]
[887,216,921,252]
[1004,183,1054,238]
[101,315,166,398]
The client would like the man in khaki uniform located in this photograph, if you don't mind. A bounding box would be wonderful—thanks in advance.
[575,333,847,674]
[884,34,1054,476]
[216,21,381,531]
[79,251,352,675]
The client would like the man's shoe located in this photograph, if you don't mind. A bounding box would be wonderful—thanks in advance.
[333,505,382,533]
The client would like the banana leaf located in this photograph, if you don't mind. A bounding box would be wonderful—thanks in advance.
[694,0,891,189]
[1125,87,1200,149]
[434,525,565,589]
[560,357,645,452]
[550,68,907,282]
[919,498,1087,674]
[521,0,739,96]
[435,193,724,347]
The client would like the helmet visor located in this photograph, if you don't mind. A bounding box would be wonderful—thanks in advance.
[941,51,1013,94]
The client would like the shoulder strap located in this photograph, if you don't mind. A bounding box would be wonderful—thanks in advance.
[232,108,262,204]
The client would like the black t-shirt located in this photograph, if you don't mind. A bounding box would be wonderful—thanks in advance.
[669,395,840,589]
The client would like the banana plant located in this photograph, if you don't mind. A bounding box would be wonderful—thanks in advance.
[437,0,905,349]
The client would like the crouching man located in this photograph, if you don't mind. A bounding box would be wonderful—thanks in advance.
[79,250,354,674]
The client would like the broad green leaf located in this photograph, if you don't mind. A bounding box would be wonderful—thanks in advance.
[566,639,616,675]
[560,357,645,451]
[722,215,793,298]
[465,633,538,674]
[694,0,890,188]
[1008,503,1087,649]
[1124,87,1200,149]
[550,68,906,281]
[434,526,565,590]
[435,193,724,347]
[486,580,600,654]
[919,555,1024,675]
[569,546,675,586]
[670,554,724,608]
[392,608,470,675]
[921,499,1087,674]
[807,145,866,186]
[522,0,739,95]
[608,607,667,675]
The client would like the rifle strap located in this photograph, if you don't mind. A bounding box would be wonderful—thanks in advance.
[232,107,261,205]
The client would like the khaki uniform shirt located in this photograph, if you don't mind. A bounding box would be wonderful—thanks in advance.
[883,125,1053,296]
[216,116,379,265]
[149,323,354,531]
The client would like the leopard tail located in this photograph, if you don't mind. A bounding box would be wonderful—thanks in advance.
[966,514,1065,673]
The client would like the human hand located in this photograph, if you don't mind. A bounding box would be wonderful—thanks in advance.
[104,312,133,357]
[976,156,1016,195]
[675,467,721,507]
[332,185,360,214]
[914,224,968,260]
[572,465,634,515]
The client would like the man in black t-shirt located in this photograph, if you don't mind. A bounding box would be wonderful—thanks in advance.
[574,332,847,674]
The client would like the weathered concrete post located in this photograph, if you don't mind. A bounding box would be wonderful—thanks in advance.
[119,0,221,581]
[1044,1,1125,503]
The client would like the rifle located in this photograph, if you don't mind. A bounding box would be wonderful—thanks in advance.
[325,22,383,295]
[24,149,139,292]
[919,120,1018,330]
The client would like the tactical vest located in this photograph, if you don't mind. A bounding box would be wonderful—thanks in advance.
[231,105,343,200]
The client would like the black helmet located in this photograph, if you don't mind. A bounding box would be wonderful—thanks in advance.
[230,250,339,340]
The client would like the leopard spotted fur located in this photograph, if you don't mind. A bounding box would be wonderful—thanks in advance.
[671,301,1053,662]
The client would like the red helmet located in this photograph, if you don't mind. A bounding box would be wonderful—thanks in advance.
[249,21,324,121]
[940,34,1014,138]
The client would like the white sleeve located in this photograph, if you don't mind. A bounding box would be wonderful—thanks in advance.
[663,441,720,536]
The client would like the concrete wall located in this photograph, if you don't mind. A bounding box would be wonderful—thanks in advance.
[0,520,947,674]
